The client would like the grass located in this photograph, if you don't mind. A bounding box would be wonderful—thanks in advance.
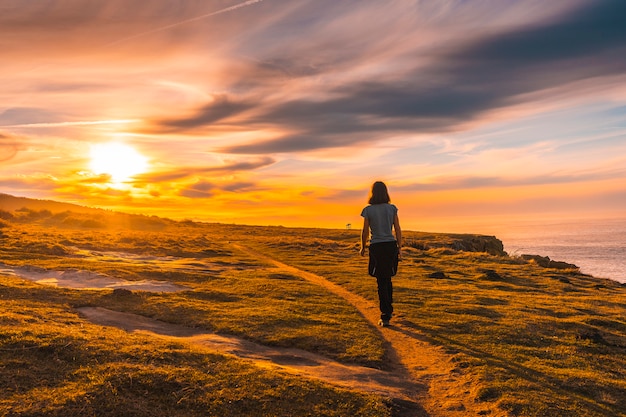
[237,227,626,416]
[0,286,388,417]
[1,207,626,416]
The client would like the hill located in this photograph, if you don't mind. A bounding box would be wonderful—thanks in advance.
[0,193,173,230]
[0,193,103,214]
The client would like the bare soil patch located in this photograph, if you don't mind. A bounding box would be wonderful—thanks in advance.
[0,262,189,292]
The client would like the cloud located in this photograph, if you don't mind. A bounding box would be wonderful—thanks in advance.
[106,0,264,47]
[0,175,57,192]
[456,1,626,65]
[178,180,216,199]
[2,0,626,227]
[219,0,626,154]
[150,94,256,132]
[397,167,626,192]
[0,135,21,162]
[221,181,256,192]
[136,156,275,183]
[318,188,365,202]
[0,0,269,61]
[0,108,61,126]
[32,82,111,93]
[78,174,113,184]
[178,179,257,199]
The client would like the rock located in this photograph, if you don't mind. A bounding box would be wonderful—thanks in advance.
[428,271,447,279]
[445,402,466,411]
[521,254,579,270]
[406,241,428,250]
[577,329,606,344]
[549,260,579,270]
[450,236,505,256]
[481,270,503,281]
[112,288,134,297]
[406,234,506,255]
[549,275,572,284]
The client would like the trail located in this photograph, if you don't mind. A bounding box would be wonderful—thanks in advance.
[231,245,490,416]
[76,307,415,403]
[75,244,495,416]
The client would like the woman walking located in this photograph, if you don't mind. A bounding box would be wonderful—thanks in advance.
[360,181,402,327]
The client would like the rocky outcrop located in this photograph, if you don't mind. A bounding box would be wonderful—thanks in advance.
[449,236,505,256]
[520,254,579,270]
[406,234,506,256]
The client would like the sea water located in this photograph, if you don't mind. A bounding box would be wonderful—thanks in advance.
[492,218,626,284]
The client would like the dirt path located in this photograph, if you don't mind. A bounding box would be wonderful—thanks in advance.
[232,245,492,417]
[77,307,416,402]
[76,245,495,416]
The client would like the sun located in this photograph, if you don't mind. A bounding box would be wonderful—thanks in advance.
[89,142,149,183]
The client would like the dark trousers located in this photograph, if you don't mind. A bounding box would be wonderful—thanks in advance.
[368,241,398,321]
[376,275,393,321]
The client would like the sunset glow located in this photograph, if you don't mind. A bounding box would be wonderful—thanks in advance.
[89,143,149,184]
[1,1,625,231]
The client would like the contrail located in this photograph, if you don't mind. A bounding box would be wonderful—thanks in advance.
[106,0,264,47]
[0,119,140,128]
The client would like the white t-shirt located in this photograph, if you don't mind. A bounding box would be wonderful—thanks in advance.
[361,203,398,244]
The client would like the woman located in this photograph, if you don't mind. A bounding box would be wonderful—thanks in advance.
[360,181,402,327]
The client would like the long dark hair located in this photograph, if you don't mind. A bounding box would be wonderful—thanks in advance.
[368,181,390,205]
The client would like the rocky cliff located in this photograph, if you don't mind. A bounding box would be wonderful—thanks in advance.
[405,233,506,256]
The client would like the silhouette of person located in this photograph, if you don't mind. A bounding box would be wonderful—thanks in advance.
[360,181,402,327]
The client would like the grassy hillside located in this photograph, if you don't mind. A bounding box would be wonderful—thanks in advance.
[0,193,105,215]
[0,198,625,416]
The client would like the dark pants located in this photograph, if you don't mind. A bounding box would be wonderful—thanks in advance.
[368,241,398,321]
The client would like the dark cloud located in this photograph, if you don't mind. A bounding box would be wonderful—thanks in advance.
[222,0,626,154]
[220,132,375,154]
[318,188,365,202]
[0,108,61,126]
[150,94,255,132]
[457,1,626,64]
[179,180,216,199]
[221,181,256,192]
[179,188,214,199]
[136,156,275,183]
[178,179,258,199]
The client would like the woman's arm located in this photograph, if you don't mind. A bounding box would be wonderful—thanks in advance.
[360,217,369,256]
[393,214,402,259]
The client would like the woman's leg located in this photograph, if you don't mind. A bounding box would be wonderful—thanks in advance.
[369,241,397,324]
[376,275,393,322]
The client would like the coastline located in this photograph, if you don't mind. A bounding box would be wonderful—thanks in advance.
[497,217,626,284]
[425,216,626,285]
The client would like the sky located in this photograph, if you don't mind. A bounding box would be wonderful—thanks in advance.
[1,0,626,232]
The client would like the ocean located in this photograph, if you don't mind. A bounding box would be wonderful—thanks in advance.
[486,218,626,284]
